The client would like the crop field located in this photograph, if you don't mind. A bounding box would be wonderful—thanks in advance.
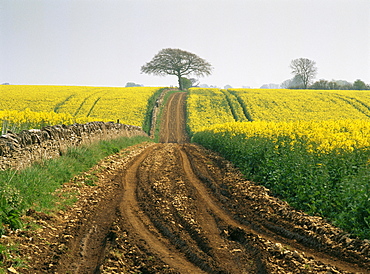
[189,88,370,239]
[187,88,370,132]
[229,88,370,121]
[186,88,236,134]
[0,85,162,133]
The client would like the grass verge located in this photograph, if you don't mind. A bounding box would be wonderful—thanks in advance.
[0,135,152,234]
[152,89,181,142]
[142,87,168,134]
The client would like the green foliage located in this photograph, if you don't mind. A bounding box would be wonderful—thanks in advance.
[125,82,143,87]
[181,77,192,90]
[193,131,370,239]
[141,48,212,90]
[310,79,370,90]
[0,243,26,270]
[152,89,181,142]
[0,179,24,231]
[142,88,167,134]
[353,79,369,90]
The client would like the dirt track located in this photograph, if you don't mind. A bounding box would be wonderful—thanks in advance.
[19,92,369,273]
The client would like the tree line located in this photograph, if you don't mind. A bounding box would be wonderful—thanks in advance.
[140,48,369,90]
[282,58,369,90]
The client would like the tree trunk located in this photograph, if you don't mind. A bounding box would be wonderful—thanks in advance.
[178,75,183,90]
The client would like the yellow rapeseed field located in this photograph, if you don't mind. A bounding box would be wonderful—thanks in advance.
[0,85,161,132]
[200,120,370,153]
[0,109,94,133]
[186,88,235,133]
[187,88,370,153]
[229,88,370,121]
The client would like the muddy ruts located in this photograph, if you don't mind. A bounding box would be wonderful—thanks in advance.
[49,172,123,274]
[135,144,270,273]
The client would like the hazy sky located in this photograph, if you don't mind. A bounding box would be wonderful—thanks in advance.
[1,0,369,88]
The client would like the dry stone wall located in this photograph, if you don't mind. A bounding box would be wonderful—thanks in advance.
[0,121,148,170]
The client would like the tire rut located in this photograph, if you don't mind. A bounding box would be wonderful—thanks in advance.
[160,92,189,144]
[120,143,207,273]
[54,172,124,273]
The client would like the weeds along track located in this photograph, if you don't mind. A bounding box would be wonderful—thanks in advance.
[27,92,369,273]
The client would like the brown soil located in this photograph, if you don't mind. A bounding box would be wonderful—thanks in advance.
[8,92,370,273]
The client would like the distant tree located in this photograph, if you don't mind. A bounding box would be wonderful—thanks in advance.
[141,48,212,90]
[335,80,352,87]
[199,84,210,88]
[330,80,353,90]
[189,78,200,87]
[327,81,340,90]
[290,58,317,89]
[281,79,291,89]
[260,83,281,89]
[308,79,369,90]
[310,79,330,90]
[224,84,233,89]
[125,82,143,87]
[353,79,368,90]
[281,75,304,89]
[180,77,192,90]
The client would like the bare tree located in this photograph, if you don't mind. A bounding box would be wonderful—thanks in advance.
[290,58,317,89]
[141,48,212,90]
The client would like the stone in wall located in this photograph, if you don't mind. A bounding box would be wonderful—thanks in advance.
[0,122,148,170]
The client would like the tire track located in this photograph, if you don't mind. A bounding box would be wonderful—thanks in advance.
[120,143,207,273]
[178,145,268,273]
[54,172,124,273]
[160,92,189,144]
[135,143,262,273]
[333,93,370,118]
[160,93,175,143]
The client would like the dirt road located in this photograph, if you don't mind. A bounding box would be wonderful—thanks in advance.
[22,92,369,273]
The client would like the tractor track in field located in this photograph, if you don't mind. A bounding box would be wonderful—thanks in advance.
[16,92,369,273]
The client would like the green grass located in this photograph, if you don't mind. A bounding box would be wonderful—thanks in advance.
[0,135,152,233]
[142,87,168,134]
[152,89,181,142]
[0,243,27,272]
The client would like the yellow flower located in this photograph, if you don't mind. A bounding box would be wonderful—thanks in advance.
[0,85,162,131]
